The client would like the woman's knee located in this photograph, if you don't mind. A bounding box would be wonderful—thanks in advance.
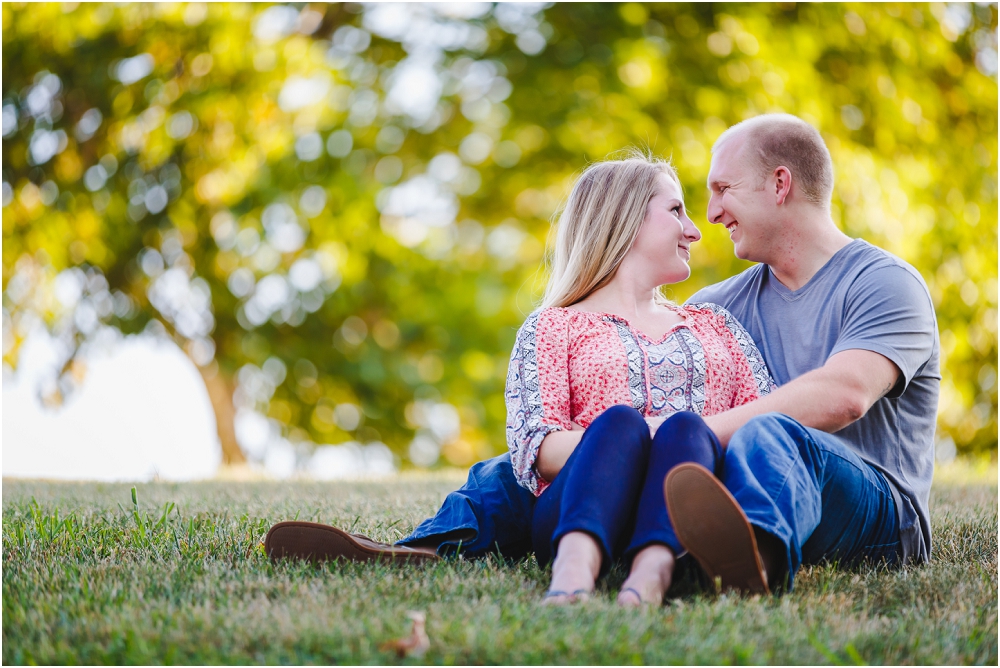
[582,404,649,463]
[589,404,647,439]
[652,411,721,471]
[654,411,709,441]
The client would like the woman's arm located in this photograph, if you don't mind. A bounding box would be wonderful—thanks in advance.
[536,423,584,481]
[505,309,575,493]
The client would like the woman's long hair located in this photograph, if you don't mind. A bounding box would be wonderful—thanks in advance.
[541,152,681,309]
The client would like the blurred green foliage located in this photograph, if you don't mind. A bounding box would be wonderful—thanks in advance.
[2,3,997,468]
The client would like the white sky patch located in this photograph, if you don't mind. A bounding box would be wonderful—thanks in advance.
[378,175,459,247]
[2,331,401,481]
[434,3,491,20]
[113,54,154,85]
[384,57,443,125]
[262,202,306,253]
[308,441,396,479]
[253,5,299,42]
[3,333,220,481]
[379,175,458,226]
[278,74,332,113]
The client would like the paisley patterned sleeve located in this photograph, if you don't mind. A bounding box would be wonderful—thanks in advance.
[504,308,572,495]
[688,301,776,401]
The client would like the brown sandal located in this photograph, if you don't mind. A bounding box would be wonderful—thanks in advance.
[264,521,441,564]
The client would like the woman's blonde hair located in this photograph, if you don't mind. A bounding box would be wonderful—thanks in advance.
[541,152,681,309]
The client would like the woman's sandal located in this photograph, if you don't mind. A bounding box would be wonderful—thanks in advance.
[617,586,658,607]
[265,521,440,564]
[542,588,592,604]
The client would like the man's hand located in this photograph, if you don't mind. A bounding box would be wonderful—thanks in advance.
[704,348,901,446]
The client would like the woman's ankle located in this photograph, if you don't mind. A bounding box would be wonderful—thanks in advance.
[548,531,602,594]
[631,543,676,569]
[554,532,602,572]
[619,544,676,604]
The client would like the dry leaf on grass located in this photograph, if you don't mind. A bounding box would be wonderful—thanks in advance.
[379,611,430,658]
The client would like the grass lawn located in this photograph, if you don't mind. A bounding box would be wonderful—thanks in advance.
[3,461,997,665]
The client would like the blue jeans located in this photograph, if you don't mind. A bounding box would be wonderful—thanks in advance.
[399,410,901,592]
[532,406,722,573]
[725,412,902,589]
[398,452,536,559]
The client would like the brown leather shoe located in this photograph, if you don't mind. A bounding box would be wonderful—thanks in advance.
[265,521,440,564]
[664,463,770,595]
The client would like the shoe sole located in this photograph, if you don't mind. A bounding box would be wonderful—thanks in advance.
[264,521,440,564]
[664,463,769,595]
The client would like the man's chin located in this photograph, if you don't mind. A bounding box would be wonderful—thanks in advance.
[731,238,761,261]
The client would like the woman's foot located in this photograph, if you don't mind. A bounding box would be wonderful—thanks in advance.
[543,531,601,605]
[617,544,675,607]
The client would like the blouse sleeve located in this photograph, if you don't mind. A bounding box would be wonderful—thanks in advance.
[689,301,777,405]
[505,308,572,495]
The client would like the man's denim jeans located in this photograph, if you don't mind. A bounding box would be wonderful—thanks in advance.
[726,412,901,588]
[397,452,536,559]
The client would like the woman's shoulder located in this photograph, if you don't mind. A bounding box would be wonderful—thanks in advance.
[516,306,609,339]
[530,305,610,323]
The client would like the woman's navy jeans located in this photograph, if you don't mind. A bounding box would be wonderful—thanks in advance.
[532,405,722,572]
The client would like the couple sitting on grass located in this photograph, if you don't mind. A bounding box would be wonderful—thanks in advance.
[266,113,939,607]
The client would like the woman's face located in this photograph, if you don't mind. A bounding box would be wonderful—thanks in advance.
[627,174,702,285]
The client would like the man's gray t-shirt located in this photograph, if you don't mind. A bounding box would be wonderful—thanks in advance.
[689,239,940,563]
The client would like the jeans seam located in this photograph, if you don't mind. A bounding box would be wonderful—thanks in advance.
[821,451,895,500]
[758,442,801,522]
[746,428,814,541]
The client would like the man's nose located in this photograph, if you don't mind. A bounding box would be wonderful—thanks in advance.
[706,194,724,224]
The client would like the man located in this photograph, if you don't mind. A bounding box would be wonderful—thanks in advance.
[664,113,940,592]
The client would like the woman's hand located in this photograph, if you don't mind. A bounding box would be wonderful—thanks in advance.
[644,416,666,438]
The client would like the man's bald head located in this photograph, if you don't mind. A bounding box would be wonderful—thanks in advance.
[713,114,834,207]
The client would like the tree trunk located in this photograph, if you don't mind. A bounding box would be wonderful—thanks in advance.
[198,364,247,466]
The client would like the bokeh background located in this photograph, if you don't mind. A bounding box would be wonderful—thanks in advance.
[2,2,997,480]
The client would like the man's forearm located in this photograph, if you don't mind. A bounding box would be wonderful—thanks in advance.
[704,349,900,446]
[705,374,861,445]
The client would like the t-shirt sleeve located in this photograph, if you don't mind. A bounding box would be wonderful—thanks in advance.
[831,264,937,397]
[504,309,571,495]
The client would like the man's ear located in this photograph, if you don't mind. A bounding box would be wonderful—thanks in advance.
[773,166,792,205]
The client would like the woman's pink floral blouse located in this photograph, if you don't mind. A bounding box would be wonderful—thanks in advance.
[504,303,776,495]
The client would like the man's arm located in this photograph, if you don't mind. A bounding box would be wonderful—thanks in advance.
[703,348,900,445]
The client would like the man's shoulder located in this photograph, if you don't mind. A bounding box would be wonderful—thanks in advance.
[688,264,767,305]
[842,240,933,297]
[841,239,917,275]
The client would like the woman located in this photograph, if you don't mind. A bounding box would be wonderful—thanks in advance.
[505,153,775,606]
